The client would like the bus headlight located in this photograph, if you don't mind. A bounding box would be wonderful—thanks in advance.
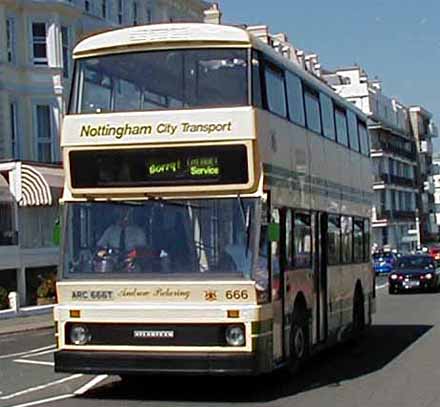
[225,325,245,346]
[70,324,91,345]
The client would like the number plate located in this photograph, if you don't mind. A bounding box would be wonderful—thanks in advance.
[404,281,420,288]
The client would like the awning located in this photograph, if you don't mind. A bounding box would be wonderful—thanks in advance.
[19,164,53,207]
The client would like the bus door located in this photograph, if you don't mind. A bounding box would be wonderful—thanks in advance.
[315,212,328,343]
[269,207,284,362]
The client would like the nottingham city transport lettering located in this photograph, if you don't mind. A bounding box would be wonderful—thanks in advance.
[80,121,233,140]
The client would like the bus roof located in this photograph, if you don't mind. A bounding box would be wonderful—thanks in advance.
[72,22,367,121]
[73,23,252,57]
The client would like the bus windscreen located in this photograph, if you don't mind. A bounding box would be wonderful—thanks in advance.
[69,145,249,188]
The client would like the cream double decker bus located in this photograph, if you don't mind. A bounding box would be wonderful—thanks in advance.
[54,23,374,376]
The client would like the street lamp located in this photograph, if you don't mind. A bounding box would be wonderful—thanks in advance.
[415,208,421,249]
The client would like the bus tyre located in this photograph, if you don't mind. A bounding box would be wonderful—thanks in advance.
[286,311,309,375]
[352,290,365,338]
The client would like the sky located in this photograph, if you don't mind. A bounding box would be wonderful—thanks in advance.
[217,0,440,151]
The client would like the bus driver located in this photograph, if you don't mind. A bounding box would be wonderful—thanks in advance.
[97,207,147,252]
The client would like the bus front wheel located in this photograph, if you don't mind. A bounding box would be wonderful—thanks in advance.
[286,310,309,375]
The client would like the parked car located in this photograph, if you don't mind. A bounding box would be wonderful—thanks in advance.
[372,252,396,275]
[388,255,440,294]
[428,246,440,261]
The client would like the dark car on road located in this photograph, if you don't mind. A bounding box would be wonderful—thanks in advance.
[373,252,397,275]
[388,255,440,294]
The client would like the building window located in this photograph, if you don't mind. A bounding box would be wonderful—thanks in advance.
[6,17,15,63]
[118,0,123,24]
[85,0,90,12]
[10,103,19,159]
[101,0,107,18]
[32,22,48,65]
[133,1,138,25]
[0,203,16,246]
[36,105,52,162]
[61,26,69,78]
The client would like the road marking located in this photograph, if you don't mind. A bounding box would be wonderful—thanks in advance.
[13,359,55,367]
[0,375,83,400]
[376,283,388,290]
[23,349,56,358]
[0,345,56,360]
[5,375,109,407]
[6,393,73,407]
[74,375,108,395]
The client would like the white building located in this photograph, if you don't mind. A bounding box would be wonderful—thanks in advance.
[323,66,438,251]
[0,0,209,306]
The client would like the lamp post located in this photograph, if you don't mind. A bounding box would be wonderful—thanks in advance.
[415,208,421,249]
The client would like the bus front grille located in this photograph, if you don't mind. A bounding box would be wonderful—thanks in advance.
[65,322,245,347]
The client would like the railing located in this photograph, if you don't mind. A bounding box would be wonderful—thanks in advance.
[374,174,416,188]
[371,141,416,160]
[375,210,416,221]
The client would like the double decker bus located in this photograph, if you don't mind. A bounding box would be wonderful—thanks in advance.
[54,23,374,376]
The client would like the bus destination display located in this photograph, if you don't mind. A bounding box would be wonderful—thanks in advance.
[147,157,220,179]
[70,145,248,188]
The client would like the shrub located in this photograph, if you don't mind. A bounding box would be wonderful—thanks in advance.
[36,273,56,299]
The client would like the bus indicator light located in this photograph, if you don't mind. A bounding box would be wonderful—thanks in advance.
[227,310,240,318]
[69,310,81,318]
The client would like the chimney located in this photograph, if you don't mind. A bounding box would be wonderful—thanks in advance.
[246,25,270,44]
[204,3,222,24]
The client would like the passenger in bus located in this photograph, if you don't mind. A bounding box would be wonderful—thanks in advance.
[97,207,147,252]
[162,213,194,272]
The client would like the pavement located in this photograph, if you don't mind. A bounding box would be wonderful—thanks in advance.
[0,311,54,336]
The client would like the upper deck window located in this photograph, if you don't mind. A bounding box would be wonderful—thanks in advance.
[263,64,287,118]
[319,92,336,141]
[347,110,360,152]
[71,49,248,114]
[304,88,321,134]
[285,72,305,126]
[358,121,370,156]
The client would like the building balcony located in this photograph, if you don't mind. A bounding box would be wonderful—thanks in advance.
[370,142,416,161]
[375,210,416,221]
[420,140,433,155]
[374,174,416,188]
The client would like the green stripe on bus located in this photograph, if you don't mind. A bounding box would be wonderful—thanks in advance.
[263,163,373,205]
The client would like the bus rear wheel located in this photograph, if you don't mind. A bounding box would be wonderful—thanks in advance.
[352,289,365,338]
[286,310,309,375]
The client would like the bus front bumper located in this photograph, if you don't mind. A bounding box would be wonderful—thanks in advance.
[54,350,259,375]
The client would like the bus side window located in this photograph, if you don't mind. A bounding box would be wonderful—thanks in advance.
[271,208,281,300]
[293,212,312,268]
[252,51,263,108]
[327,215,341,265]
